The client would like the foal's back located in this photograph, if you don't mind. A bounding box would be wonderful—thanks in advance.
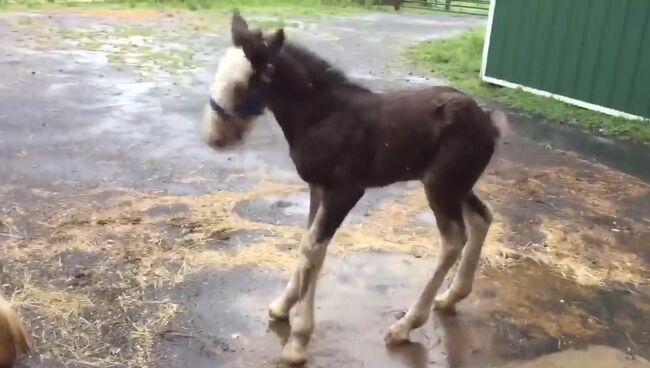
[347,86,498,187]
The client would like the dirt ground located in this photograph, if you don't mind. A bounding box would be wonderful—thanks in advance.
[0,8,649,368]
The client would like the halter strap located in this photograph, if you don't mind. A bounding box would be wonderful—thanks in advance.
[209,97,232,120]
[208,82,270,121]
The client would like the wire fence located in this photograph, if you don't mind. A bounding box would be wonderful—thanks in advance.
[397,0,489,15]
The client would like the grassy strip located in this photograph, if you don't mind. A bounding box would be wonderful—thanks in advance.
[405,29,650,143]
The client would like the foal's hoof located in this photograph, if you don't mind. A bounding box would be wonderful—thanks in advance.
[384,322,410,346]
[281,339,308,366]
[268,299,290,321]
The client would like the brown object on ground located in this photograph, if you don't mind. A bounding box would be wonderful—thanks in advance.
[502,345,650,368]
[0,294,29,367]
[394,0,402,10]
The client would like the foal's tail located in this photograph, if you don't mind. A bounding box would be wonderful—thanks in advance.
[0,293,29,366]
[486,108,509,144]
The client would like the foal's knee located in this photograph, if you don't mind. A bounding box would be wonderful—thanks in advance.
[450,283,473,301]
[437,245,462,271]
[299,235,329,270]
[464,193,493,228]
[438,221,466,253]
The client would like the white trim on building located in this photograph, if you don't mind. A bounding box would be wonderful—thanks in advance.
[483,76,647,121]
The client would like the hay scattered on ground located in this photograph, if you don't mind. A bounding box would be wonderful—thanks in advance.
[535,216,645,287]
[2,156,649,365]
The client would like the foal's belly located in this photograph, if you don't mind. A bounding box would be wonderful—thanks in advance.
[361,155,429,187]
[290,145,430,189]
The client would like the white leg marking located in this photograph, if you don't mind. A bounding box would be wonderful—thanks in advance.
[269,188,321,321]
[279,209,330,365]
[434,205,490,312]
[385,222,465,345]
[269,269,300,320]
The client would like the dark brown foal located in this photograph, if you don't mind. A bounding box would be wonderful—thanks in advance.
[201,11,507,365]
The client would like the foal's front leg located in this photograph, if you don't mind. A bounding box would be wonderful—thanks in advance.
[269,185,322,320]
[274,187,363,365]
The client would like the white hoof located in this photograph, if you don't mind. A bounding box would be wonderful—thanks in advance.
[384,321,411,345]
[281,338,308,366]
[268,298,290,321]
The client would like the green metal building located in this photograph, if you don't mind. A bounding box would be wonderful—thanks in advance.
[480,0,650,120]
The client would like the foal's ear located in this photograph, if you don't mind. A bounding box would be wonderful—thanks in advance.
[231,9,250,47]
[267,29,285,55]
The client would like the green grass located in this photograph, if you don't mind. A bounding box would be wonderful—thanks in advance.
[405,30,650,143]
[1,0,381,15]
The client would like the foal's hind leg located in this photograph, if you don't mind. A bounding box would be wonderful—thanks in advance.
[269,185,323,320]
[280,187,363,365]
[385,184,466,344]
[434,192,492,312]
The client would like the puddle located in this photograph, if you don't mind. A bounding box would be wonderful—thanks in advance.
[233,185,410,227]
[415,210,437,226]
[158,253,650,368]
[205,229,275,251]
[145,203,191,217]
[233,191,315,227]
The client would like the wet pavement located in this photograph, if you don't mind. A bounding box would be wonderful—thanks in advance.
[0,8,649,368]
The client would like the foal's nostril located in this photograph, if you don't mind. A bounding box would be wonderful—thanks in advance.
[213,137,227,148]
[204,133,225,149]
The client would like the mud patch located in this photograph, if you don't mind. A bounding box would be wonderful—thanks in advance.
[501,345,650,368]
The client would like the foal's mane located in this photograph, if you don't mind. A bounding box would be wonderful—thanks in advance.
[280,42,370,93]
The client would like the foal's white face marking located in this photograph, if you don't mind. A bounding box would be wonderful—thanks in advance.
[201,47,256,149]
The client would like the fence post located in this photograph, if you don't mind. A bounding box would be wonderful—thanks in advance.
[445,0,451,10]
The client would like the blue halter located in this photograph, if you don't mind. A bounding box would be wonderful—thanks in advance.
[209,82,270,121]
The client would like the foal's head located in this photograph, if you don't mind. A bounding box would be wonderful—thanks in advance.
[202,11,285,149]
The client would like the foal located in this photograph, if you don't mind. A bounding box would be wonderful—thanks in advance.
[202,11,506,365]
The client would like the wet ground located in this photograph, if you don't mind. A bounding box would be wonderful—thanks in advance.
[0,7,649,368]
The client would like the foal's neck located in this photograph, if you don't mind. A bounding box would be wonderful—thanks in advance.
[267,48,370,147]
